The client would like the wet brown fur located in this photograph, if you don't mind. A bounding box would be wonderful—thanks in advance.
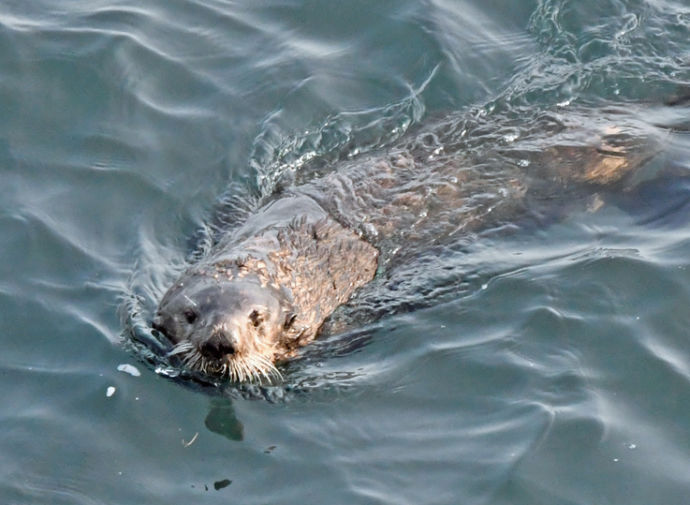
[155,106,665,382]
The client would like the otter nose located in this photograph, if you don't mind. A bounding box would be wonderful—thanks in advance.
[199,333,236,360]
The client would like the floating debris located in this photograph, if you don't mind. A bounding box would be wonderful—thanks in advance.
[117,364,141,377]
[214,479,232,490]
[183,432,199,447]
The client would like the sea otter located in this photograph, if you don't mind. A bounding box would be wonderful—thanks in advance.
[153,196,378,382]
[153,104,667,382]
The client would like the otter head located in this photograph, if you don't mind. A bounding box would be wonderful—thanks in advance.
[153,272,296,382]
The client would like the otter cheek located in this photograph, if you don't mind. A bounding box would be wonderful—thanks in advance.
[157,313,189,345]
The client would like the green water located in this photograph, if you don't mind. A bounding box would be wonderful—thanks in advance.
[1,1,689,503]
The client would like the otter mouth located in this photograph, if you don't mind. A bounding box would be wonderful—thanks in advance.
[166,340,283,384]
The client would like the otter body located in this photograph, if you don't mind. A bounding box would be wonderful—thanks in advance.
[153,105,664,382]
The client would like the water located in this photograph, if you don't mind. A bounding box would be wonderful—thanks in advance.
[1,0,689,503]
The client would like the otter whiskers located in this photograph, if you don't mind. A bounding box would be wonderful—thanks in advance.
[167,341,282,384]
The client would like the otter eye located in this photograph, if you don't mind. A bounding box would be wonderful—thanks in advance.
[249,309,263,327]
[183,309,198,324]
[284,312,296,329]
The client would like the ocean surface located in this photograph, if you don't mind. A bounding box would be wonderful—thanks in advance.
[1,1,689,503]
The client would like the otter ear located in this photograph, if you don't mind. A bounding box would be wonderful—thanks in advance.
[284,312,297,329]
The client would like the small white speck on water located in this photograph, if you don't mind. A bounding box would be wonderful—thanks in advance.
[117,364,141,377]
[503,133,518,143]
[628,443,637,450]
[517,159,530,167]
[557,99,572,107]
[440,325,446,328]
[481,283,488,290]
[613,458,619,462]
[183,432,199,447]
[106,386,116,397]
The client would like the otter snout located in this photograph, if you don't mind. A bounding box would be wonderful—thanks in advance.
[199,328,238,360]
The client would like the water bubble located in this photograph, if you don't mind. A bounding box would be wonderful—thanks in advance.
[155,366,180,378]
[362,222,379,238]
